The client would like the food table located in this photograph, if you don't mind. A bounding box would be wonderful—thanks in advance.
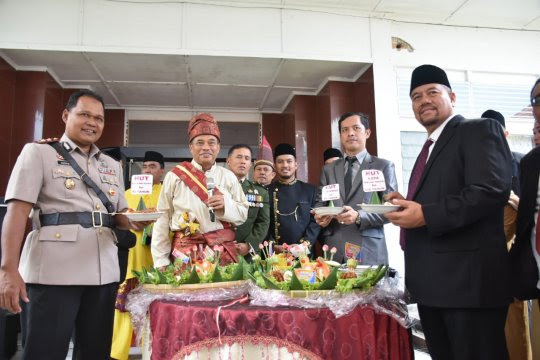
[128,253,413,360]
[137,295,412,360]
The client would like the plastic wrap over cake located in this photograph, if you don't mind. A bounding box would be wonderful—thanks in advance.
[248,275,414,328]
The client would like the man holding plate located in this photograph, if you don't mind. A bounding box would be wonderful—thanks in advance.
[151,113,248,268]
[314,112,397,264]
[0,90,150,359]
[111,150,165,360]
[385,65,512,360]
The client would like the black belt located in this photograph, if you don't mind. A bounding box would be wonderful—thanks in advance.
[40,212,115,229]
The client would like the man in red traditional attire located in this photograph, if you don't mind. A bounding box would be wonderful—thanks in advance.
[151,113,249,267]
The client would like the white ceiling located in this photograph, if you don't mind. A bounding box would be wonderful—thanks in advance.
[0,49,367,112]
[221,0,540,30]
[0,0,538,112]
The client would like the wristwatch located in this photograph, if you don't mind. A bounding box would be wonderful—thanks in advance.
[355,210,362,226]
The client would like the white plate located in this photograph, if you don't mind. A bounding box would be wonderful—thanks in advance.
[338,265,377,275]
[312,206,344,216]
[120,211,164,221]
[358,204,401,214]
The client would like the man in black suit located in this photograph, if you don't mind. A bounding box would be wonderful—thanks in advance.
[481,109,523,196]
[480,110,530,360]
[510,78,540,304]
[268,143,320,247]
[385,64,513,360]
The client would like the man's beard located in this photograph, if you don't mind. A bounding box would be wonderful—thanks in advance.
[279,173,293,180]
[419,116,439,128]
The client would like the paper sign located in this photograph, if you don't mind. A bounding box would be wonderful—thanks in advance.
[322,184,340,201]
[345,242,361,260]
[131,174,153,195]
[361,170,386,192]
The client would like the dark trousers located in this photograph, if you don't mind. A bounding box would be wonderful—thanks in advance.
[418,304,509,360]
[20,283,118,360]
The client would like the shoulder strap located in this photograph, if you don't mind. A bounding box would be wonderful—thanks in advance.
[170,162,209,203]
[170,162,231,229]
[50,142,116,213]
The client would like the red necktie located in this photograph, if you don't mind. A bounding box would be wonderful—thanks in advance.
[536,211,540,253]
[400,138,434,249]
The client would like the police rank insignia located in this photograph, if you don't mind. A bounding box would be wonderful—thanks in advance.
[64,178,75,190]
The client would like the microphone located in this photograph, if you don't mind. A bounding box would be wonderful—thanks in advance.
[207,177,215,222]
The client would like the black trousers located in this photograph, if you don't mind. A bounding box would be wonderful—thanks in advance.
[417,304,509,360]
[20,283,118,360]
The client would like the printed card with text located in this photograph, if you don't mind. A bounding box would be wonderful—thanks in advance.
[321,184,340,201]
[345,242,361,260]
[131,174,154,195]
[361,170,386,192]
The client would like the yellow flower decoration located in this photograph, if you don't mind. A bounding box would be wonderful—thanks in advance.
[179,211,201,236]
[189,222,200,234]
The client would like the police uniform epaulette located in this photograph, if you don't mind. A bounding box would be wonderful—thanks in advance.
[35,137,60,144]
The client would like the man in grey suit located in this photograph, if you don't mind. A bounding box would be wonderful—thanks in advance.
[314,112,397,264]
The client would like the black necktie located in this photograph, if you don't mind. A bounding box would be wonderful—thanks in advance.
[344,156,357,196]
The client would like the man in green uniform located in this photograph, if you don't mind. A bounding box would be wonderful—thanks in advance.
[226,144,270,255]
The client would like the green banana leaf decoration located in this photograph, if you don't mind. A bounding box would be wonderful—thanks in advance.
[155,267,167,284]
[185,267,200,284]
[319,266,339,290]
[261,273,280,290]
[230,259,245,281]
[211,267,223,282]
[289,270,304,290]
[369,192,382,205]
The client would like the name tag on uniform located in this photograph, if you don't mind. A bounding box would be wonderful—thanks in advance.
[131,174,153,194]
[361,170,386,192]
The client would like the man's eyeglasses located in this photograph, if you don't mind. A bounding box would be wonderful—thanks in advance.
[532,96,540,107]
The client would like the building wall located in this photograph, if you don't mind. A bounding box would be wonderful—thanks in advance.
[0,57,16,196]
[0,58,126,195]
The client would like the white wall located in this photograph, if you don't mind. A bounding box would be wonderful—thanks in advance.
[0,0,373,61]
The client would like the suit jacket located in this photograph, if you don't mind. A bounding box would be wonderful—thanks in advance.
[268,180,320,245]
[511,151,524,196]
[510,146,540,300]
[234,179,270,251]
[405,115,513,308]
[316,153,398,264]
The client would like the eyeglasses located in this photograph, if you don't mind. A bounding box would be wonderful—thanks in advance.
[532,96,540,107]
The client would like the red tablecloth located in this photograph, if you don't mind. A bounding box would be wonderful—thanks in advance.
[148,299,412,360]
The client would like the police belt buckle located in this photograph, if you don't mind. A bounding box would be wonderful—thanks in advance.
[92,211,103,228]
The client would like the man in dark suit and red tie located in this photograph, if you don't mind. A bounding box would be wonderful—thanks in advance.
[385,64,513,360]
